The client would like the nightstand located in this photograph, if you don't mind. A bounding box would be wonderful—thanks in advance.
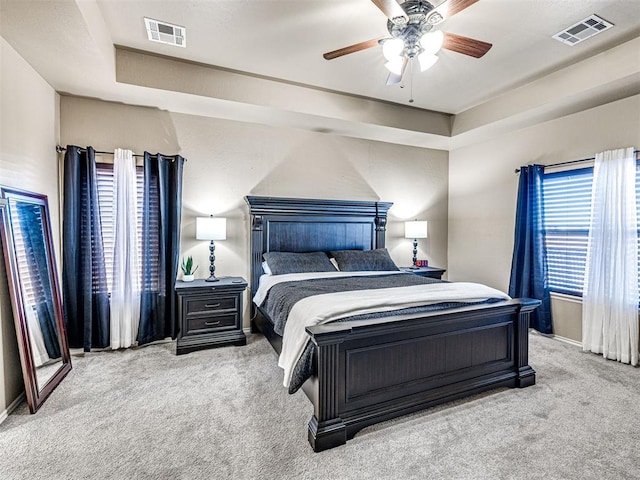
[175,277,247,355]
[400,266,446,280]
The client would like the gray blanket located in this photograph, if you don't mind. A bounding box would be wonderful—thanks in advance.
[262,273,441,336]
[260,273,500,393]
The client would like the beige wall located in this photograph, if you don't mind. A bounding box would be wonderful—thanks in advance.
[0,38,60,415]
[448,94,640,342]
[60,95,450,322]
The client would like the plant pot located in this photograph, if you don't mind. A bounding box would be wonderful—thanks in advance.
[183,274,195,282]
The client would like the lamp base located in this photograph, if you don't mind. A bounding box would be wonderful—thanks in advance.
[206,240,219,282]
[412,238,418,268]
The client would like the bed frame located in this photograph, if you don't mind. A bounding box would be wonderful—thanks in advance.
[245,196,539,452]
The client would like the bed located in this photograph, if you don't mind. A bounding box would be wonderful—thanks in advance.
[245,195,539,452]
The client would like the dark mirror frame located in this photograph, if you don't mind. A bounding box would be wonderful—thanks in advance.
[0,188,71,413]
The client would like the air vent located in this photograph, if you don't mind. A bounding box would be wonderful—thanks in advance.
[144,18,186,47]
[552,14,613,46]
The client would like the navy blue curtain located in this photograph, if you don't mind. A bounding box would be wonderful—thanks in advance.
[17,204,60,359]
[509,165,552,333]
[62,146,111,351]
[137,152,184,344]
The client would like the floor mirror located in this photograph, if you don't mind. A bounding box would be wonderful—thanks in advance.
[0,187,71,413]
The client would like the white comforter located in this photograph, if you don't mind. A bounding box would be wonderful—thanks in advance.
[253,272,510,388]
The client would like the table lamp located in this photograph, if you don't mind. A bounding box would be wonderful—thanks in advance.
[196,216,226,282]
[404,220,428,268]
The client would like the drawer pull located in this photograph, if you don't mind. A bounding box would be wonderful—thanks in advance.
[204,320,221,326]
[205,303,221,308]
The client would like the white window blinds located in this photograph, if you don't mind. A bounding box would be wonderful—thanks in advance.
[541,161,640,296]
[95,163,145,293]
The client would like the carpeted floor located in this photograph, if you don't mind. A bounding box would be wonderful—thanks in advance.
[0,332,638,480]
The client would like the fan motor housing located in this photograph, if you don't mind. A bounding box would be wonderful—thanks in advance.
[387,0,436,58]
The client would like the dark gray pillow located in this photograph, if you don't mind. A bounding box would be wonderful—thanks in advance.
[330,248,399,272]
[262,251,336,275]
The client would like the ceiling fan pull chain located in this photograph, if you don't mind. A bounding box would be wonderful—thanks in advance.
[409,59,414,103]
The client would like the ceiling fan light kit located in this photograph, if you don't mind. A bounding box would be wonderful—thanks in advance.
[418,52,439,71]
[323,0,492,93]
[420,30,444,55]
[385,58,405,75]
[382,38,405,60]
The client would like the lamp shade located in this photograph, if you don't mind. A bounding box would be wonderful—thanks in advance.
[405,220,428,239]
[418,52,439,72]
[196,216,226,241]
[384,57,405,75]
[382,38,404,61]
[420,31,444,55]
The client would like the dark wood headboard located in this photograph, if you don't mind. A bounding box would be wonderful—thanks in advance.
[244,196,393,299]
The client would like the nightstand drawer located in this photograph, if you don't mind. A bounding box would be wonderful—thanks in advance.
[185,295,237,314]
[185,313,237,334]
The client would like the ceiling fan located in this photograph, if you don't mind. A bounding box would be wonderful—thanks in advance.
[323,0,492,85]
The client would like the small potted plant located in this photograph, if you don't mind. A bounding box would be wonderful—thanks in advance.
[181,256,198,282]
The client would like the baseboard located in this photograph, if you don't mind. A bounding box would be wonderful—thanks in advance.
[551,334,582,347]
[531,329,582,348]
[0,392,25,425]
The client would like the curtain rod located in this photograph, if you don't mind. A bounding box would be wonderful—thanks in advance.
[514,149,640,174]
[55,145,186,161]
[56,145,144,158]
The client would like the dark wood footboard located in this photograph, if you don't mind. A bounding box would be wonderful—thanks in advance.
[253,297,539,452]
[304,298,539,452]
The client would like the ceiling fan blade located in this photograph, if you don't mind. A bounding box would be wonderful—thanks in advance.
[323,38,382,60]
[442,32,492,58]
[386,57,408,85]
[437,0,480,20]
[370,0,407,20]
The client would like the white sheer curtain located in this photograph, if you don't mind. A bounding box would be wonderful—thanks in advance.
[110,148,140,349]
[582,147,639,365]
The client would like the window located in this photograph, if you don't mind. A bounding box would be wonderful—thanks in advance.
[542,167,593,295]
[95,163,145,293]
[542,160,640,296]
